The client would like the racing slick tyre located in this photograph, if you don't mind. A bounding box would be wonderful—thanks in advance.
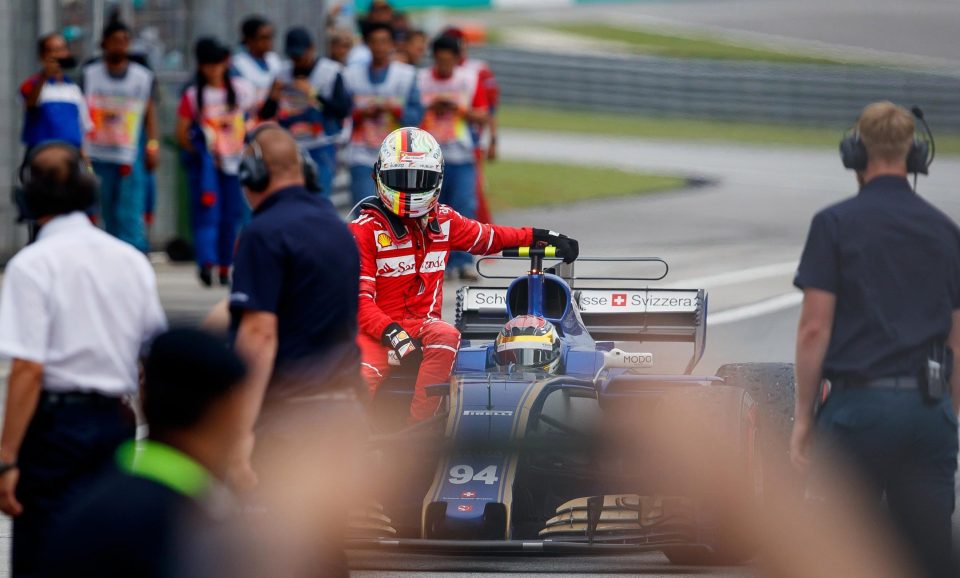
[656,385,761,566]
[714,363,797,497]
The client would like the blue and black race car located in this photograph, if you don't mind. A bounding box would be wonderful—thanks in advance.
[353,247,795,565]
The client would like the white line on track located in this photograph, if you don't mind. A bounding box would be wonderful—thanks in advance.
[709,292,803,326]
[665,260,797,289]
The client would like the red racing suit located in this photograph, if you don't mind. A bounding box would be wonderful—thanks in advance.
[350,202,533,421]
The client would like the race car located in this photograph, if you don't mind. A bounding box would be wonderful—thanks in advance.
[352,246,795,565]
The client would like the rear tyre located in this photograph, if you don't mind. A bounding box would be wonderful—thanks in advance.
[657,385,760,566]
[715,362,796,494]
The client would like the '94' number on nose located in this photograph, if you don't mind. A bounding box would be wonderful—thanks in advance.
[448,465,499,485]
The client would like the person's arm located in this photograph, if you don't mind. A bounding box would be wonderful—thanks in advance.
[0,359,43,517]
[789,210,840,471]
[233,310,278,431]
[144,98,160,171]
[949,311,960,415]
[22,75,45,109]
[317,73,352,121]
[229,228,284,429]
[446,208,533,256]
[351,220,396,340]
[175,90,195,152]
[463,77,488,126]
[791,289,836,471]
[400,78,423,127]
[0,263,51,516]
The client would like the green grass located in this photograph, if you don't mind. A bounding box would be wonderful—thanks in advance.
[498,105,960,155]
[550,24,853,66]
[485,160,686,212]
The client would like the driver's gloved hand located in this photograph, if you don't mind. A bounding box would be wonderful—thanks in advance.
[533,229,580,264]
[382,323,423,367]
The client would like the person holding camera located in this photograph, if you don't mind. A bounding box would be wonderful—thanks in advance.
[0,142,167,577]
[791,101,960,578]
[20,33,91,154]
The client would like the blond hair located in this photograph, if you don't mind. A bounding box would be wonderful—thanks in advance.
[857,101,915,164]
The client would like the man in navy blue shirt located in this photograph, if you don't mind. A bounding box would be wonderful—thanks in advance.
[791,102,960,578]
[231,125,360,416]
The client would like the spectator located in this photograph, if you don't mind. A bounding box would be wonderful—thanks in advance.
[232,15,283,108]
[347,0,394,67]
[40,329,250,578]
[0,142,167,578]
[176,37,258,287]
[20,33,91,154]
[442,26,501,223]
[343,22,422,204]
[418,35,488,279]
[327,27,355,66]
[269,27,351,198]
[231,124,360,437]
[395,28,426,66]
[82,20,159,252]
[792,102,960,578]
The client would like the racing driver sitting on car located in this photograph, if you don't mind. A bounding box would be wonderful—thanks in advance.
[350,127,578,423]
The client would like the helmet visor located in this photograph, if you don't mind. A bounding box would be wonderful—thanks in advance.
[496,338,559,369]
[379,168,441,193]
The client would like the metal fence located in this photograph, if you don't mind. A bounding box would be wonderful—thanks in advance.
[473,46,960,129]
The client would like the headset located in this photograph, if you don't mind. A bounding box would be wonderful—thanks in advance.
[839,105,935,176]
[238,124,321,193]
[15,141,98,223]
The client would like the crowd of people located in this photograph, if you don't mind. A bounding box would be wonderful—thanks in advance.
[18,1,500,285]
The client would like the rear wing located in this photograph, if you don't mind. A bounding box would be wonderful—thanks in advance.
[455,287,708,373]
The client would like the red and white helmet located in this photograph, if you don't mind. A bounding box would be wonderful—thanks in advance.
[375,127,444,218]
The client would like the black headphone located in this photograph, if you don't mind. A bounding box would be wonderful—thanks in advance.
[15,141,98,222]
[839,106,935,175]
[238,124,321,193]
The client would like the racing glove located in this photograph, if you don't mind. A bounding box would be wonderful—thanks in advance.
[382,323,423,367]
[533,229,580,264]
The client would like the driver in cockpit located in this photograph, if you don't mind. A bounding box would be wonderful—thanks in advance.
[494,315,563,374]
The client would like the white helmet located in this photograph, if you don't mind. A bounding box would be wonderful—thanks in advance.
[375,127,444,218]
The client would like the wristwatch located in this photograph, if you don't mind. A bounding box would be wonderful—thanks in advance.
[0,459,17,476]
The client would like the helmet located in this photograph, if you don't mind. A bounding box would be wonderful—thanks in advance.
[375,127,444,218]
[494,315,562,373]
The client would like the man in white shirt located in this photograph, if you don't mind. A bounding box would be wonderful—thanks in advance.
[0,142,167,577]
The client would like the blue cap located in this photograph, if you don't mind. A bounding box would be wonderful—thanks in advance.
[284,27,314,58]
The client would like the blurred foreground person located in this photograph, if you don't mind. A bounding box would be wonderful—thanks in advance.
[41,329,249,578]
[0,142,166,577]
[792,101,960,578]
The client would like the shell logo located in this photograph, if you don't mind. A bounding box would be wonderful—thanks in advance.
[376,233,393,249]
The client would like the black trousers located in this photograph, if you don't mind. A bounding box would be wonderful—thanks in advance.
[817,388,959,578]
[12,394,135,578]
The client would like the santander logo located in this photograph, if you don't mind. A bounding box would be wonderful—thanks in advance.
[376,256,416,277]
[420,251,447,273]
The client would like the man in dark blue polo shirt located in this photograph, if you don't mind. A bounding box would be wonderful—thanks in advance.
[231,124,360,417]
[791,102,960,578]
[228,125,359,578]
